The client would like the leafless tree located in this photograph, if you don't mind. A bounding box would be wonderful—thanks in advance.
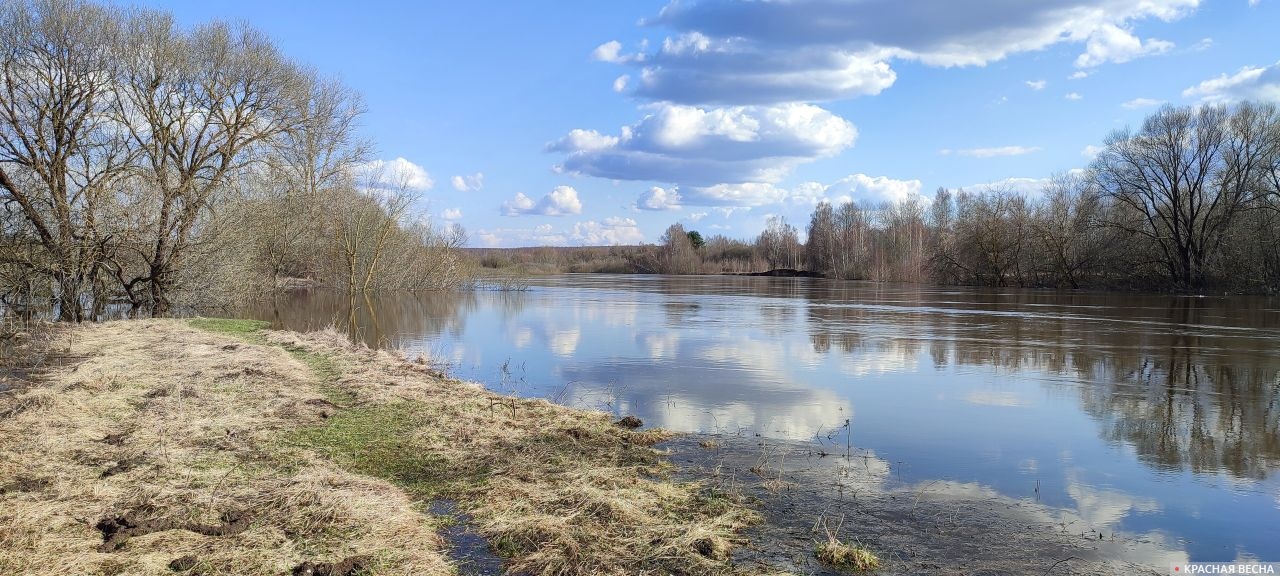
[110,14,305,315]
[1091,102,1280,290]
[0,0,128,320]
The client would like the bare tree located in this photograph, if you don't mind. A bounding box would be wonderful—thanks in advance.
[659,222,699,275]
[1091,102,1280,290]
[806,201,836,275]
[110,14,304,315]
[0,0,128,320]
[757,215,800,269]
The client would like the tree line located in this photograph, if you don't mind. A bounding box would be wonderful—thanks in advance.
[644,101,1280,292]
[0,0,467,322]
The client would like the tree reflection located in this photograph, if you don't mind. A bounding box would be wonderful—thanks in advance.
[802,283,1280,480]
[244,289,479,348]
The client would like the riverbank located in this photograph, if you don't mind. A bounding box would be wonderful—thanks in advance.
[0,319,757,575]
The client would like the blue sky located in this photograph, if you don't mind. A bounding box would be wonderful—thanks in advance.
[130,0,1279,246]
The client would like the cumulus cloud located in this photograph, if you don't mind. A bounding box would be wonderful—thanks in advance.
[476,218,644,247]
[1081,144,1105,159]
[355,157,433,191]
[1074,24,1173,68]
[450,172,484,192]
[822,173,925,205]
[591,0,1197,105]
[1026,79,1047,90]
[635,186,682,210]
[1182,61,1280,103]
[550,103,857,185]
[441,208,462,220]
[1121,97,1165,109]
[475,223,567,247]
[1065,92,1084,100]
[1069,70,1090,80]
[501,186,584,216]
[676,174,922,207]
[940,146,1041,158]
[571,217,646,245]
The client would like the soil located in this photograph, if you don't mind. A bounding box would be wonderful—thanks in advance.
[615,415,643,429]
[290,555,374,576]
[96,508,253,552]
[0,476,50,495]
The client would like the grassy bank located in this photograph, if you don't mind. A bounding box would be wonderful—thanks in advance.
[0,319,758,575]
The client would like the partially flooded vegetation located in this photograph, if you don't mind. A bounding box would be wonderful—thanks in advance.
[0,319,757,575]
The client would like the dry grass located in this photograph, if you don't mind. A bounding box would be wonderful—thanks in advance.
[0,318,757,575]
[814,540,880,573]
[812,514,880,573]
[267,327,759,575]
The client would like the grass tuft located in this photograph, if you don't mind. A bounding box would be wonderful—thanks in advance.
[815,539,880,573]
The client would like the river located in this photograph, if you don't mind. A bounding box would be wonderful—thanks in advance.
[241,274,1280,565]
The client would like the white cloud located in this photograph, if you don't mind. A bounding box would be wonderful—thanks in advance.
[635,186,682,211]
[680,174,923,207]
[1121,97,1165,109]
[475,225,568,248]
[1069,70,1090,80]
[969,176,1053,197]
[591,40,643,64]
[685,211,708,222]
[1026,79,1047,90]
[571,217,645,245]
[1191,37,1213,51]
[1074,24,1174,68]
[1081,144,1104,159]
[355,157,433,191]
[1065,92,1084,100]
[684,182,790,206]
[551,103,857,185]
[501,186,584,216]
[441,208,463,220]
[823,173,925,205]
[600,0,1199,105]
[1182,61,1280,103]
[450,172,484,192]
[942,146,1041,158]
[612,75,630,92]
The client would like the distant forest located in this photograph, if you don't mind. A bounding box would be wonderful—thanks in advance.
[476,101,1280,293]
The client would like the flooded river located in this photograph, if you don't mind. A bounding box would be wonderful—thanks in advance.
[242,275,1280,566]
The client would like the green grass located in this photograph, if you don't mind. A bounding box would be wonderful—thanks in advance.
[288,402,488,500]
[188,318,270,342]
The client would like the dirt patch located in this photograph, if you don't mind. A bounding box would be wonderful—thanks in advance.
[168,554,198,571]
[0,476,50,495]
[614,415,643,429]
[290,555,373,576]
[96,508,252,552]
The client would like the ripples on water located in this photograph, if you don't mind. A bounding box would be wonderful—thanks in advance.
[243,275,1280,563]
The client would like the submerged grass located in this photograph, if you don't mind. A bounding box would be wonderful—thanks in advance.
[0,318,758,575]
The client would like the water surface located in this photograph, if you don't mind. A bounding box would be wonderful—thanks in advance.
[243,275,1280,563]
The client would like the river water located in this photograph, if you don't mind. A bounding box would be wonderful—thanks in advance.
[242,275,1280,564]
